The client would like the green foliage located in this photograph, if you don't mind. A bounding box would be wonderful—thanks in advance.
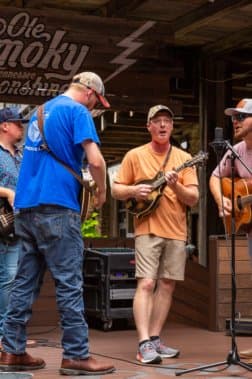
[81,211,106,238]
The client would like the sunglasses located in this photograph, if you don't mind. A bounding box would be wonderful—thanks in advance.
[231,113,252,122]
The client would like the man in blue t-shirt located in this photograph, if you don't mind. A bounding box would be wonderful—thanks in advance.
[0,72,115,376]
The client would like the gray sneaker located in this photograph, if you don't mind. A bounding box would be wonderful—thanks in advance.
[136,340,162,364]
[152,338,180,358]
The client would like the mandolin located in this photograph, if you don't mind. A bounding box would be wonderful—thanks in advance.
[125,151,208,219]
[0,198,15,237]
[221,177,252,235]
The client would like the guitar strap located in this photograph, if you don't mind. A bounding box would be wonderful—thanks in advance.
[160,145,173,172]
[37,105,89,189]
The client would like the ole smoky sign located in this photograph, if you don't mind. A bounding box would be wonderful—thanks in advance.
[0,8,156,105]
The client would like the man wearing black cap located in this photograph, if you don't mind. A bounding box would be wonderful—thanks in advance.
[0,72,115,375]
[209,98,252,360]
[0,107,27,349]
[112,105,199,364]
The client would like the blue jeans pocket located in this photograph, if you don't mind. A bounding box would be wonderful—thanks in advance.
[35,213,63,241]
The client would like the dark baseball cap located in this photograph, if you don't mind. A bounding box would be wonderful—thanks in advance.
[0,107,29,124]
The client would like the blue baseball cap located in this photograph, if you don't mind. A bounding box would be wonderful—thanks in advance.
[0,107,29,124]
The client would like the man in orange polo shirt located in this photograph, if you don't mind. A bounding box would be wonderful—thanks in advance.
[112,105,199,364]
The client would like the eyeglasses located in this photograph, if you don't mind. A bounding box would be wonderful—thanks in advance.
[231,113,252,122]
[150,117,172,125]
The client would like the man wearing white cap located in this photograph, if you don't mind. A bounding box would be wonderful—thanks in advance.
[112,105,199,364]
[210,98,252,248]
[209,98,252,359]
[0,72,115,375]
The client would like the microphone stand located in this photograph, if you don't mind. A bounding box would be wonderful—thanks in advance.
[176,140,252,376]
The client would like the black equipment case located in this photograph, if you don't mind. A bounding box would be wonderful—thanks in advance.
[83,247,136,330]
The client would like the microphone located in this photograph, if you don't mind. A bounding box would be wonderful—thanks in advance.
[209,127,227,156]
[214,127,224,142]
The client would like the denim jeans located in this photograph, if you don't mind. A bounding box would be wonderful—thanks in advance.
[2,206,89,359]
[0,240,20,340]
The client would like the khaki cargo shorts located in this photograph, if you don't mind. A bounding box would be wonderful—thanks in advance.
[135,234,186,280]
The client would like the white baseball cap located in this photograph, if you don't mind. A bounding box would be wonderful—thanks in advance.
[224,98,252,116]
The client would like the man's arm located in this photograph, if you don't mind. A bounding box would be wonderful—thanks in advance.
[82,140,106,208]
[169,181,199,207]
[0,187,15,207]
[111,181,152,201]
[164,169,199,207]
[209,175,232,217]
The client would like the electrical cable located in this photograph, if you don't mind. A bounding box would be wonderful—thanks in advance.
[25,338,234,374]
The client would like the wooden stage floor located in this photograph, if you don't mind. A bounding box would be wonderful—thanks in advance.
[2,321,252,378]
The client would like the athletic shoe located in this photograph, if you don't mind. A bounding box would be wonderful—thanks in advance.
[152,337,180,358]
[136,340,162,364]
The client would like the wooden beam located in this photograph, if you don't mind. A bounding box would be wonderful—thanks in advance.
[96,0,147,17]
[13,0,24,6]
[173,0,252,37]
[203,27,252,55]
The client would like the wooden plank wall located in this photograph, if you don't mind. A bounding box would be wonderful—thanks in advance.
[208,235,251,331]
[170,259,209,328]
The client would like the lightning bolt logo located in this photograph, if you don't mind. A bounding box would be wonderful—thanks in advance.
[104,21,156,83]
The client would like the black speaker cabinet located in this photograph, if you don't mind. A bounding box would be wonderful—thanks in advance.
[83,247,136,330]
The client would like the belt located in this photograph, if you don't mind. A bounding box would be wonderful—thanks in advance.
[17,205,66,213]
[0,238,18,246]
[0,236,19,245]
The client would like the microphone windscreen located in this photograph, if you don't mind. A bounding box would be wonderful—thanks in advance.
[214,127,223,142]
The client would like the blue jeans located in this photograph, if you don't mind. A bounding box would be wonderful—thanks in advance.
[0,240,20,339]
[2,206,89,359]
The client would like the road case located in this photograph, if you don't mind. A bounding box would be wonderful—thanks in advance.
[83,247,136,330]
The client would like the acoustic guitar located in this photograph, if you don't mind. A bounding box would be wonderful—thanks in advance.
[125,151,208,219]
[0,198,15,237]
[221,177,252,234]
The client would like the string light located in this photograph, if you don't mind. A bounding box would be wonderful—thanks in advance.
[113,111,118,124]
[101,115,105,131]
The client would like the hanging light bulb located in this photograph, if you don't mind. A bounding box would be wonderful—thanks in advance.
[101,115,105,131]
[129,110,134,117]
[113,111,118,124]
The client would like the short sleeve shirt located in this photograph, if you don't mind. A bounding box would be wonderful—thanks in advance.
[0,145,22,190]
[115,143,199,241]
[14,95,100,211]
[211,140,252,236]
